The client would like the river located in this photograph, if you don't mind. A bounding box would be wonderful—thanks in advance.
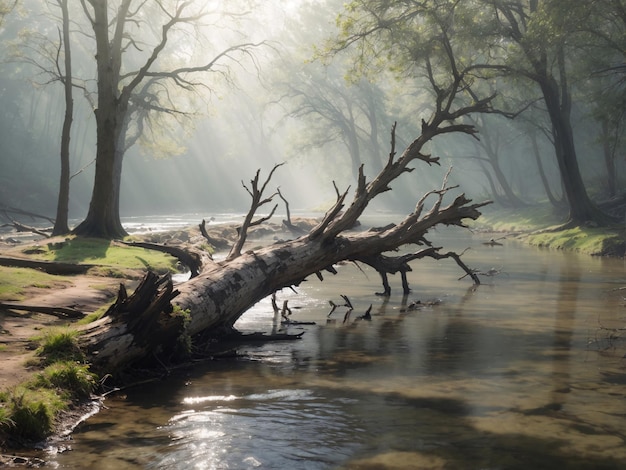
[40,218,626,469]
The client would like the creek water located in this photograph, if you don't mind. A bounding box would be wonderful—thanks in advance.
[42,221,625,469]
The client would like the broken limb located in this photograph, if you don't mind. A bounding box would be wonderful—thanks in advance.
[120,240,208,278]
[227,164,283,261]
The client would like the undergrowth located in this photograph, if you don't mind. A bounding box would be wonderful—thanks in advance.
[0,328,97,443]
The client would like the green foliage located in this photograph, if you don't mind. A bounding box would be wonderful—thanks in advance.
[32,362,97,400]
[172,305,192,358]
[0,387,65,441]
[34,328,84,366]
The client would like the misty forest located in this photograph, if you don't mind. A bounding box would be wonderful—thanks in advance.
[0,0,625,468]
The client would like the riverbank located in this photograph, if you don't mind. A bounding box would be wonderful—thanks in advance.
[473,206,626,257]
[0,218,314,454]
[0,212,623,460]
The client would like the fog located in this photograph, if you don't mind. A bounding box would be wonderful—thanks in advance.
[0,0,623,225]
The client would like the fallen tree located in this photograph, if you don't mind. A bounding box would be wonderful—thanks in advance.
[78,108,492,371]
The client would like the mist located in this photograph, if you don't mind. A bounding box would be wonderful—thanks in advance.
[0,0,623,228]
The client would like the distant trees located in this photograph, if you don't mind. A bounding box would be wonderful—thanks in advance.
[274,60,389,179]
[332,0,624,226]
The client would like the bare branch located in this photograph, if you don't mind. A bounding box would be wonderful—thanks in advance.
[227,164,284,260]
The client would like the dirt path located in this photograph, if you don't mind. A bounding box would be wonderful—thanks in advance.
[0,274,122,391]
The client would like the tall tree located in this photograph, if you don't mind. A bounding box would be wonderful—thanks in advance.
[490,0,615,225]
[275,61,389,179]
[51,0,72,235]
[73,1,262,238]
[333,0,622,226]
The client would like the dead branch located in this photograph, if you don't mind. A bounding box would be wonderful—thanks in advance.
[0,256,94,275]
[227,164,284,260]
[198,219,231,250]
[0,302,85,319]
[120,240,207,278]
[0,205,55,225]
[1,221,51,238]
[278,188,306,235]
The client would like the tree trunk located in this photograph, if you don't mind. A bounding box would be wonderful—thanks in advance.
[73,0,128,239]
[78,118,490,372]
[80,193,484,370]
[540,76,607,225]
[530,132,562,209]
[52,0,72,236]
[77,62,496,371]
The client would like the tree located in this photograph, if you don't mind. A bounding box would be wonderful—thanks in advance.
[490,0,616,225]
[80,123,490,371]
[332,0,621,226]
[580,0,626,199]
[51,0,72,235]
[464,115,527,208]
[273,59,390,180]
[73,1,263,239]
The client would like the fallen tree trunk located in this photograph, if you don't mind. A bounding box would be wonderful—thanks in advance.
[80,181,487,370]
[79,104,494,372]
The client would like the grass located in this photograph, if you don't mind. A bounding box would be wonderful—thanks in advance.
[32,362,97,400]
[20,236,178,273]
[1,236,179,302]
[472,205,564,232]
[0,266,69,301]
[33,328,85,366]
[525,227,625,256]
[0,387,65,441]
[76,304,110,325]
[473,205,625,256]
[0,235,183,444]
[0,329,97,442]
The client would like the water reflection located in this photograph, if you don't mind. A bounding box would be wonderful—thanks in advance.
[153,389,362,469]
[50,230,625,469]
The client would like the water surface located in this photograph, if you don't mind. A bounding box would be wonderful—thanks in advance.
[47,228,625,469]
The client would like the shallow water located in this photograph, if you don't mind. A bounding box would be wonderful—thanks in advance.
[45,227,625,469]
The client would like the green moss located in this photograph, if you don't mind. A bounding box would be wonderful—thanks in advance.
[172,305,192,358]
[525,227,625,256]
[473,205,625,256]
[473,205,564,232]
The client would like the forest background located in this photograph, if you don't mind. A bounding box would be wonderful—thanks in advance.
[0,0,624,235]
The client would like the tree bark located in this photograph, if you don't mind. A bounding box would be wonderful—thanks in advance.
[73,0,127,239]
[78,128,490,371]
[52,0,72,236]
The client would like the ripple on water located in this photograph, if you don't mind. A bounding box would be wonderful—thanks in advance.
[148,389,363,469]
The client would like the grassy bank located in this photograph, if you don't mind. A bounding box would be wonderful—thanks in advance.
[0,329,96,443]
[474,206,625,257]
[0,236,180,446]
